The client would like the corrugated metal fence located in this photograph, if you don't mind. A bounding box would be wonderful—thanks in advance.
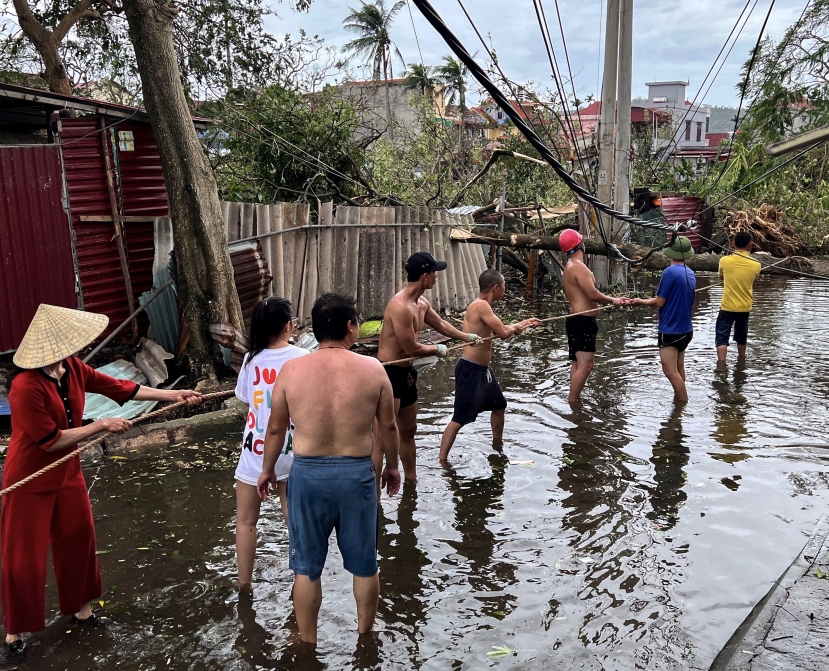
[220,201,488,322]
[0,145,78,352]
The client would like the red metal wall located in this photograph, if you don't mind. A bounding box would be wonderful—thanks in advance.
[59,118,169,337]
[60,118,131,333]
[116,123,169,217]
[661,197,704,249]
[0,146,78,352]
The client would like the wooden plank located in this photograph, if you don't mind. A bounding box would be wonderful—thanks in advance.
[293,204,310,318]
[255,204,274,296]
[301,225,318,325]
[333,206,350,294]
[224,201,242,242]
[424,221,443,312]
[282,203,297,304]
[318,201,334,295]
[344,207,362,301]
[271,203,285,298]
[240,203,255,240]
[440,211,462,310]
[392,206,406,293]
[357,228,396,319]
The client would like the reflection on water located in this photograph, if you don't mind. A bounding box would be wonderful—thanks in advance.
[15,275,829,670]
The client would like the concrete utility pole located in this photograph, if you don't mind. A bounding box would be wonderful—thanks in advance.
[594,0,620,287]
[611,0,633,287]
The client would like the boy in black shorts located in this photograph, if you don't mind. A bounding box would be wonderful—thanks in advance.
[439,270,540,461]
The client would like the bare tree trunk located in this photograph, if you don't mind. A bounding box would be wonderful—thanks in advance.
[123,0,244,381]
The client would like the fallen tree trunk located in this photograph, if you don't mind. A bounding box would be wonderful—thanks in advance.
[454,227,816,275]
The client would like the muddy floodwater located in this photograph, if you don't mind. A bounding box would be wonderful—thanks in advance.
[16,273,829,670]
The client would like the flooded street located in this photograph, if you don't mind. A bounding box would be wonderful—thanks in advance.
[22,273,829,670]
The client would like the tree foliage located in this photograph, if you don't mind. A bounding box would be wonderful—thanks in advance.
[0,0,311,97]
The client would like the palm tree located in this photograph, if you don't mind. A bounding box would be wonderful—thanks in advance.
[342,0,406,139]
[402,62,437,98]
[437,55,469,154]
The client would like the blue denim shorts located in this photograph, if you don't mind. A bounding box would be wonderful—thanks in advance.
[287,455,378,581]
[715,310,750,346]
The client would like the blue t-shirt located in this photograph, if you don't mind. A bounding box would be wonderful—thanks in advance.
[656,264,696,334]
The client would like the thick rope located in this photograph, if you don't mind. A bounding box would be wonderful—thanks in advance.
[0,390,235,497]
[381,257,794,367]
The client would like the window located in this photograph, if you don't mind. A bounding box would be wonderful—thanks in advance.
[685,121,691,141]
[696,122,702,142]
[497,110,504,120]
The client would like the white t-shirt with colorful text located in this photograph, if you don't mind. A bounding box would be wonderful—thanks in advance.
[234,345,308,485]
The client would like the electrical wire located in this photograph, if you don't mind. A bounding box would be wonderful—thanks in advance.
[411,0,673,239]
[643,0,757,186]
[530,0,595,193]
[452,0,627,264]
[696,0,778,200]
[452,0,570,169]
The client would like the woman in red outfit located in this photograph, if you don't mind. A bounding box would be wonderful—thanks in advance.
[2,305,201,661]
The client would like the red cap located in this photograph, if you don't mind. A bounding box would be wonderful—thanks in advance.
[559,228,583,253]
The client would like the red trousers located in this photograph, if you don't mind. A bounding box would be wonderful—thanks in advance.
[0,473,101,634]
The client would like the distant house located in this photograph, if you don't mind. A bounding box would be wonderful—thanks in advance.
[645,80,711,150]
[573,99,672,137]
[334,78,446,145]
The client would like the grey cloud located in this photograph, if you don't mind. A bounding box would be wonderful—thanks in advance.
[269,0,806,106]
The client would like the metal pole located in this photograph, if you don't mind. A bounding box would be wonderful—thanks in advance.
[595,0,620,287]
[612,0,633,287]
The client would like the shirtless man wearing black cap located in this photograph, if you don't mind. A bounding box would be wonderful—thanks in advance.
[374,252,483,481]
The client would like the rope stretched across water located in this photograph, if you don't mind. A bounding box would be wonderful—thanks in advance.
[0,390,235,497]
[0,257,795,492]
[381,256,794,367]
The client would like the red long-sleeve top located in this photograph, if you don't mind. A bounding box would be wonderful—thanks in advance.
[3,357,139,492]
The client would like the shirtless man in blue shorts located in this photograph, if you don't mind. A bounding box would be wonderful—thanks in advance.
[439,269,540,460]
[258,293,401,644]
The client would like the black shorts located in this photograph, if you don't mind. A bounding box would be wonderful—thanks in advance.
[385,365,418,409]
[451,358,507,426]
[658,331,693,352]
[565,315,598,361]
[715,311,750,346]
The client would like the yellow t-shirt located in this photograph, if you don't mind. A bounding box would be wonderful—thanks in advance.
[718,251,761,312]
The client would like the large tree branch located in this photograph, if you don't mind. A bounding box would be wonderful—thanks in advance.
[54,0,96,42]
[11,0,50,44]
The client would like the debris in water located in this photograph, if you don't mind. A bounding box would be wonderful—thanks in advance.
[487,645,515,658]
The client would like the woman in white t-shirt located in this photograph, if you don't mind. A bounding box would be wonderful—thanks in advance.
[234,297,308,589]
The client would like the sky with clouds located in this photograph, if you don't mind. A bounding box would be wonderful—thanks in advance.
[268,0,807,107]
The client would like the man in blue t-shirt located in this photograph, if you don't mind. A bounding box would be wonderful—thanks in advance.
[632,236,697,403]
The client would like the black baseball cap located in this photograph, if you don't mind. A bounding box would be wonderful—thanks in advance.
[406,251,447,279]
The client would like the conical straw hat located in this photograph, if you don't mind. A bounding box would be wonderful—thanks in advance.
[13,305,109,369]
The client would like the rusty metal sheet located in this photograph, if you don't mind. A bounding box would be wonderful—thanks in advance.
[116,123,169,217]
[0,145,78,352]
[229,241,273,333]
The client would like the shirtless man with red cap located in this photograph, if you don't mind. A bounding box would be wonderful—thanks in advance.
[559,229,630,405]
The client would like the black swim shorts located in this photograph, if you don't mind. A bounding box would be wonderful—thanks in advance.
[565,315,599,361]
[658,331,693,352]
[451,357,507,426]
[385,364,418,409]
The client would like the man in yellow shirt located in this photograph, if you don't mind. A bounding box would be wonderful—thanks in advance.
[716,232,761,363]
